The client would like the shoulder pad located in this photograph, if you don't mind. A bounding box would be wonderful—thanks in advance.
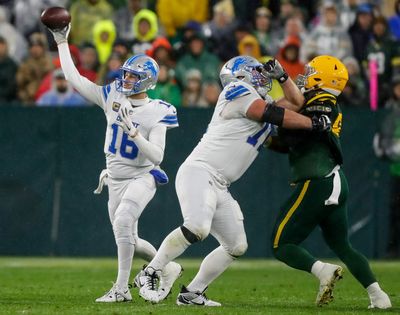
[225,84,251,101]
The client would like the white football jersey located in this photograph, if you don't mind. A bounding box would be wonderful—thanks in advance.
[100,84,178,179]
[58,44,178,179]
[185,81,272,184]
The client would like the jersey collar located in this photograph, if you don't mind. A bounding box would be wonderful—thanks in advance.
[128,97,150,107]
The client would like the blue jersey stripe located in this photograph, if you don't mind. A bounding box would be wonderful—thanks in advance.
[102,86,108,101]
[225,85,249,101]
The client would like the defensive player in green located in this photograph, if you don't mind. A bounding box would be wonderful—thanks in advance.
[263,56,392,309]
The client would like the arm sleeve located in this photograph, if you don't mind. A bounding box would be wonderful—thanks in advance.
[133,124,166,165]
[58,42,104,108]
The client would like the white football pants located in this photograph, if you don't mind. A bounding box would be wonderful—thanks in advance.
[107,173,156,245]
[175,163,248,257]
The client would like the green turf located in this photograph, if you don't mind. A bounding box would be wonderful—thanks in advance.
[0,257,398,315]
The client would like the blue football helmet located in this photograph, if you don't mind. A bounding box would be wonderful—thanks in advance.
[219,56,272,98]
[116,54,159,96]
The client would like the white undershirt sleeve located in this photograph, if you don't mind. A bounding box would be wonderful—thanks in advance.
[133,124,166,165]
[58,42,104,108]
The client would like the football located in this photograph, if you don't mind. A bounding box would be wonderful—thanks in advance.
[40,7,71,30]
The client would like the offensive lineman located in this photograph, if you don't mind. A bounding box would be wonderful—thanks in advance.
[137,56,332,306]
[265,56,392,309]
[47,25,182,302]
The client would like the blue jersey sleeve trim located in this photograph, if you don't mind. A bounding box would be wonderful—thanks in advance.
[225,85,250,101]
[102,84,111,101]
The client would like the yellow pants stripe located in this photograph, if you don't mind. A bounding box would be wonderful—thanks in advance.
[273,180,310,248]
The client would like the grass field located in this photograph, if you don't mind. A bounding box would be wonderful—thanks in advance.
[0,257,398,315]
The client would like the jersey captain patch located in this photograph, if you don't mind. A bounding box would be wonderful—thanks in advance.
[112,102,121,112]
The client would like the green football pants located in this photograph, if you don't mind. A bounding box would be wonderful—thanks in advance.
[271,168,376,288]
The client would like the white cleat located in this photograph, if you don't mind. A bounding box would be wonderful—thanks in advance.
[158,262,183,301]
[368,290,392,309]
[95,283,132,303]
[316,263,343,306]
[176,285,221,306]
[133,265,147,289]
[138,266,161,303]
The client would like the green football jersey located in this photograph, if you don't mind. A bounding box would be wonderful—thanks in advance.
[279,90,344,183]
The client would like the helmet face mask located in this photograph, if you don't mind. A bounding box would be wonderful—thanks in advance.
[297,55,349,96]
[220,56,272,98]
[116,54,159,96]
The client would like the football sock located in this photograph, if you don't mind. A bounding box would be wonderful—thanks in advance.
[135,238,157,262]
[149,227,190,271]
[116,243,134,288]
[187,246,234,293]
[311,260,325,278]
[367,282,381,295]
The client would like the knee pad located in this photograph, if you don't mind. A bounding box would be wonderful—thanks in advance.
[228,241,248,258]
[113,203,137,245]
[180,225,201,244]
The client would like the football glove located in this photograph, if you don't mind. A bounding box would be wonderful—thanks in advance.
[117,105,139,138]
[311,115,331,132]
[48,23,71,45]
[263,59,288,83]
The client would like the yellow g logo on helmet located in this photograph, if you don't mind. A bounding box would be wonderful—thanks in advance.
[302,55,349,96]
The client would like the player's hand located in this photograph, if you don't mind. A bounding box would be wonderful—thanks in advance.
[263,59,288,83]
[311,115,331,132]
[117,106,139,138]
[48,23,71,45]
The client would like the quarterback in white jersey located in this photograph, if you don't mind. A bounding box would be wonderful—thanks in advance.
[137,56,332,306]
[49,24,182,303]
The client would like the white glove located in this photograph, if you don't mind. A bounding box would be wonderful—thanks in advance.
[117,105,139,138]
[372,133,384,158]
[48,23,71,45]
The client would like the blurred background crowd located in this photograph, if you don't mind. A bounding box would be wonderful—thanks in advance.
[0,0,399,109]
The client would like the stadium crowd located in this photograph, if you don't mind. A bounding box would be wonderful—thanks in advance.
[0,0,399,109]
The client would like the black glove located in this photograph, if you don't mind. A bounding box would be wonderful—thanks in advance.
[311,115,331,132]
[263,59,289,83]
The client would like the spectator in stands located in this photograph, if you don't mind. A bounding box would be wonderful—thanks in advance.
[112,39,131,61]
[156,0,208,40]
[147,37,175,68]
[238,34,263,61]
[96,52,123,85]
[35,44,97,101]
[130,9,158,55]
[340,56,367,107]
[181,69,209,108]
[69,0,114,46]
[13,0,68,37]
[172,21,203,59]
[388,0,400,40]
[301,2,353,62]
[36,68,89,106]
[0,6,28,64]
[175,32,221,88]
[147,63,181,107]
[252,7,280,57]
[0,37,17,104]
[338,0,361,30]
[113,0,143,42]
[93,19,117,65]
[373,75,400,258]
[364,16,400,106]
[16,33,53,105]
[202,0,237,59]
[216,23,253,62]
[79,43,99,81]
[276,35,304,80]
[282,15,307,44]
[253,7,281,56]
[348,4,374,67]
